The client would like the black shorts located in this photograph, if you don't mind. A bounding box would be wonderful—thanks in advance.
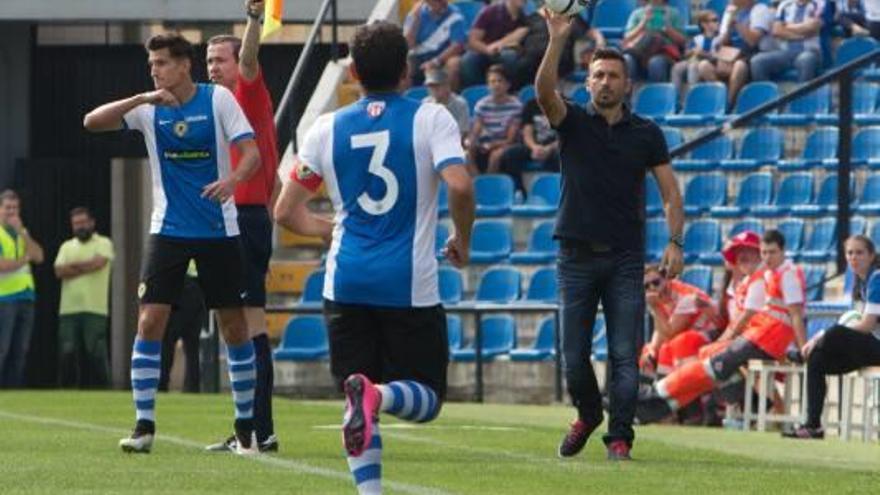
[236,205,273,307]
[323,299,449,399]
[140,235,245,309]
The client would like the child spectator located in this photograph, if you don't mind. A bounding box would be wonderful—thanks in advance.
[670,10,721,102]
[466,64,522,175]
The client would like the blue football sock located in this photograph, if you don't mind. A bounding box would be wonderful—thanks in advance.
[377,381,441,423]
[131,338,161,424]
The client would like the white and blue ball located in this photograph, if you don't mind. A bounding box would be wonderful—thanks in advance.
[838,310,862,327]
[543,0,589,17]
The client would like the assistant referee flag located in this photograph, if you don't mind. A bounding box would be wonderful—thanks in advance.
[261,0,283,41]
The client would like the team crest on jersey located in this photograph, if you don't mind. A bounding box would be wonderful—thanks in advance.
[295,162,315,181]
[137,282,147,299]
[367,101,386,118]
[173,121,189,137]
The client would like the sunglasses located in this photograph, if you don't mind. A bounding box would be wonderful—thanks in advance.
[644,278,663,289]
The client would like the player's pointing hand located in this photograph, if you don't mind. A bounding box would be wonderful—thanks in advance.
[141,89,180,107]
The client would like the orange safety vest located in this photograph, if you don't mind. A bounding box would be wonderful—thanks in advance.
[730,266,767,325]
[657,279,722,334]
[762,260,806,327]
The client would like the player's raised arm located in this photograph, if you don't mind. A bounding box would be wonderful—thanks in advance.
[535,8,572,127]
[83,90,177,132]
[238,0,263,82]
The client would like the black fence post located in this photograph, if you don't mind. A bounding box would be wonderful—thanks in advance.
[837,71,853,274]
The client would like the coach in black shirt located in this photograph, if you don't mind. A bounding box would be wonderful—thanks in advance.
[536,10,684,461]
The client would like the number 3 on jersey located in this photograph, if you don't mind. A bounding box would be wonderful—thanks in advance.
[351,130,399,215]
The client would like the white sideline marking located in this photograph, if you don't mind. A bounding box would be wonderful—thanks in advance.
[312,424,525,432]
[0,410,456,495]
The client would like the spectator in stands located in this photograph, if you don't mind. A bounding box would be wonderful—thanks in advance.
[466,64,522,175]
[159,261,205,393]
[670,10,721,102]
[784,235,880,439]
[404,0,467,90]
[460,0,529,88]
[698,0,775,107]
[497,96,560,198]
[54,207,114,388]
[621,0,688,82]
[750,0,823,83]
[538,10,684,460]
[423,68,470,138]
[0,190,44,388]
[835,0,870,37]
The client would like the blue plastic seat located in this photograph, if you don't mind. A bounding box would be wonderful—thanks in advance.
[474,265,521,302]
[593,0,636,38]
[645,174,663,217]
[438,266,463,305]
[684,219,722,264]
[728,81,779,120]
[870,221,880,246]
[807,312,836,337]
[706,0,728,16]
[455,0,484,27]
[752,173,814,218]
[447,314,463,351]
[518,84,536,103]
[683,173,727,216]
[719,127,783,172]
[512,174,559,217]
[592,315,608,361]
[662,127,683,150]
[436,223,449,259]
[404,85,429,101]
[767,85,832,126]
[851,216,867,235]
[451,314,516,361]
[274,316,329,361]
[857,175,880,215]
[461,84,490,116]
[646,218,669,263]
[438,180,449,217]
[728,218,764,237]
[511,221,558,264]
[834,37,879,67]
[801,218,837,262]
[666,83,727,126]
[633,83,676,122]
[817,83,880,126]
[301,269,325,303]
[778,127,838,171]
[853,127,880,168]
[791,175,856,217]
[673,135,733,172]
[470,221,512,264]
[510,317,556,361]
[680,265,713,295]
[474,174,514,217]
[711,172,772,218]
[778,218,806,257]
[568,86,591,105]
[525,266,558,302]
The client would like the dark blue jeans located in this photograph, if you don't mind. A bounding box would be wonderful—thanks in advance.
[0,300,35,388]
[557,246,644,446]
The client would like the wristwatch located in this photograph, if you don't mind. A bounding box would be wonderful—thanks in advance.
[669,233,683,249]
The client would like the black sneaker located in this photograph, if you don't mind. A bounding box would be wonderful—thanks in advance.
[781,424,825,440]
[259,434,279,453]
[205,435,237,452]
[119,420,155,453]
[558,415,603,458]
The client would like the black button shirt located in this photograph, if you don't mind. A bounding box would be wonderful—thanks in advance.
[552,102,670,251]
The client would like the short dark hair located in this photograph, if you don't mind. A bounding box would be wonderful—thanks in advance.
[145,33,195,63]
[486,64,509,82]
[207,35,242,62]
[350,21,408,92]
[591,47,628,77]
[762,229,786,250]
[0,190,19,204]
[70,206,93,219]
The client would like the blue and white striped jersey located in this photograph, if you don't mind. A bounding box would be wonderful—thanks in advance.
[124,83,254,238]
[297,93,465,308]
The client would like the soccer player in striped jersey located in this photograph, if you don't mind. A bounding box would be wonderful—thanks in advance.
[83,33,262,455]
[274,21,475,495]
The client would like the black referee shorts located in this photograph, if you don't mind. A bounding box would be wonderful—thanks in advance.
[139,235,245,309]
[236,205,273,308]
[323,300,449,399]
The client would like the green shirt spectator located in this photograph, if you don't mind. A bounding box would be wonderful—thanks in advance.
[55,233,114,316]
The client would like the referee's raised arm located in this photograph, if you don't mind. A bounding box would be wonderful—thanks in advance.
[535,8,571,127]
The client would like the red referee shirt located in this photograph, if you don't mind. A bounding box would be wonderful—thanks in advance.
[231,68,279,206]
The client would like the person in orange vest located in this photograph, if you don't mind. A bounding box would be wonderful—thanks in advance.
[636,229,807,424]
[640,266,723,379]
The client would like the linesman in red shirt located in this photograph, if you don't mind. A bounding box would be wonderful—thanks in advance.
[205,0,281,453]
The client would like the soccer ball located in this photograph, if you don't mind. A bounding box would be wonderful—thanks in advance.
[837,309,862,327]
[543,0,589,17]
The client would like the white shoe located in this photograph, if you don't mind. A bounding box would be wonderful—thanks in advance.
[119,432,154,453]
[234,431,259,456]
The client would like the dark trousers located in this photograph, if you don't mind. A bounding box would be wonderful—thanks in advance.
[498,144,559,198]
[0,300,35,388]
[58,313,109,388]
[159,277,205,393]
[806,325,880,428]
[557,245,643,446]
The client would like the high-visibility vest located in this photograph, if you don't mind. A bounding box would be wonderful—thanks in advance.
[0,226,34,296]
[763,260,806,326]
[658,279,722,333]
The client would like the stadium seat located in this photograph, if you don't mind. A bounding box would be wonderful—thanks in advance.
[474,174,514,217]
[646,218,669,263]
[592,315,608,361]
[834,36,879,67]
[447,314,463,351]
[450,314,516,361]
[512,173,559,217]
[404,85,429,101]
[510,317,556,361]
[870,221,880,246]
[778,218,806,256]
[438,180,449,217]
[767,85,831,126]
[592,0,636,38]
[646,174,663,217]
[525,266,558,302]
[857,176,880,215]
[852,216,868,235]
[461,84,489,116]
[436,223,449,258]
[274,316,329,361]
[728,81,779,120]
[711,172,773,218]
[804,265,827,302]
[683,173,727,216]
[633,83,676,122]
[705,0,729,16]
[439,266,463,305]
[511,221,558,264]
[778,127,838,171]
[666,82,727,126]
[752,173,813,217]
[672,135,733,172]
[719,127,783,172]
[661,127,683,150]
[684,219,722,264]
[728,218,764,237]
[518,84,536,103]
[265,312,292,340]
[806,313,836,338]
[817,83,880,126]
[455,0,484,27]
[801,218,837,262]
[475,265,521,303]
[853,127,880,168]
[568,86,591,105]
[469,220,512,264]
[791,174,855,217]
[681,265,713,295]
[300,269,325,303]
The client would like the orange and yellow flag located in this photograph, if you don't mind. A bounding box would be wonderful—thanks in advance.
[261,0,284,41]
